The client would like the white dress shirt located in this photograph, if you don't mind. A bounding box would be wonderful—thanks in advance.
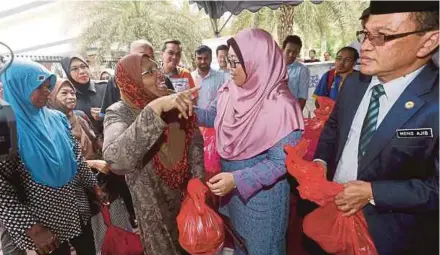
[332,65,426,183]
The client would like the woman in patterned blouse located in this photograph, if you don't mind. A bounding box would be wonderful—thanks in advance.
[0,59,105,255]
[103,53,202,255]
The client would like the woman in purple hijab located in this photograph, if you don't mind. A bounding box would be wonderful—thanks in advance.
[196,28,304,254]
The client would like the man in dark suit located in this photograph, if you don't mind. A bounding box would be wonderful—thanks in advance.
[313,1,439,254]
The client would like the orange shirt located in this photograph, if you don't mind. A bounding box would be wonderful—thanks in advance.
[168,67,197,97]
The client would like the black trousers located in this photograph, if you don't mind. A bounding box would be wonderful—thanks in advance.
[47,222,95,255]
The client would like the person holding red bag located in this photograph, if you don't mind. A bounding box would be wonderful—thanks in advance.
[195,28,304,254]
[310,1,439,255]
[103,51,204,255]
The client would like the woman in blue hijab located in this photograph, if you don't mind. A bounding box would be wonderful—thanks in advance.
[0,59,104,255]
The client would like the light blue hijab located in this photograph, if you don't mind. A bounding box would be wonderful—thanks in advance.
[1,59,78,188]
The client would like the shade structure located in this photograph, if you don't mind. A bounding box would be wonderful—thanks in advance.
[191,0,322,36]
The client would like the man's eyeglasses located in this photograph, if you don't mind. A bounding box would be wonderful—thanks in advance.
[227,57,241,68]
[70,65,88,73]
[356,28,434,46]
[165,50,181,58]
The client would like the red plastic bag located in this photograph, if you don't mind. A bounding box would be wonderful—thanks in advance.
[101,206,143,255]
[200,127,221,180]
[285,143,378,255]
[302,96,336,160]
[177,178,225,255]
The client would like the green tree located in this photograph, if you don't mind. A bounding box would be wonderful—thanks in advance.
[72,0,211,67]
[224,0,368,59]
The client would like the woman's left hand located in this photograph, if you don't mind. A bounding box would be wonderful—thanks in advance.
[206,173,236,196]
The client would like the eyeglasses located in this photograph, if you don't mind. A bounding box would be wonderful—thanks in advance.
[227,57,241,68]
[165,50,181,57]
[142,68,159,77]
[70,65,88,73]
[356,28,434,46]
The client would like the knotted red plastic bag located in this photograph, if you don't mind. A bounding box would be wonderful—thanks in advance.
[302,96,335,160]
[101,205,143,255]
[285,143,378,255]
[177,178,225,255]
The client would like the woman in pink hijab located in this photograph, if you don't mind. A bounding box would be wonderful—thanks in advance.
[196,28,304,254]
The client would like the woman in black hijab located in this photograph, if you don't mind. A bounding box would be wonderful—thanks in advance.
[61,55,107,134]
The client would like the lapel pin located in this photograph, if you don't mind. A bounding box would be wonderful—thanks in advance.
[405,101,414,109]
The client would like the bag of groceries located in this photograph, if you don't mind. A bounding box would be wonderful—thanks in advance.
[285,143,378,255]
[177,178,225,255]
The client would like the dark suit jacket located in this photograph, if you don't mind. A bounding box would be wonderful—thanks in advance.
[315,62,439,255]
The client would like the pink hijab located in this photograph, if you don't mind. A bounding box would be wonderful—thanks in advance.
[214,28,304,160]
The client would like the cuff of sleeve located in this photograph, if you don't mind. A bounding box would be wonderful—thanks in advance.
[232,171,253,202]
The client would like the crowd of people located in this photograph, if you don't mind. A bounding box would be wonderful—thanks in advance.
[0,1,438,255]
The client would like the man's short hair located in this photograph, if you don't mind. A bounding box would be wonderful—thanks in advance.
[195,45,212,57]
[130,39,153,53]
[282,35,302,49]
[216,45,229,56]
[309,49,316,54]
[411,11,439,31]
[337,46,360,61]
[162,39,181,52]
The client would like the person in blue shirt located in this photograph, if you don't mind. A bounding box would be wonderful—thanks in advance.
[282,35,310,110]
[313,46,359,107]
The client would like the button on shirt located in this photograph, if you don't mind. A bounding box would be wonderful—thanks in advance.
[287,61,310,100]
[333,65,426,183]
[191,69,226,108]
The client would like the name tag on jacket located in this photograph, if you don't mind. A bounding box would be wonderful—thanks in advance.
[396,128,433,138]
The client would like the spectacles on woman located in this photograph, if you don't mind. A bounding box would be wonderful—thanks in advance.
[356,27,434,46]
[70,65,88,73]
[142,58,161,77]
[227,57,241,68]
[142,68,159,77]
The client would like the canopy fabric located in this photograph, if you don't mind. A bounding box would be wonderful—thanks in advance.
[191,0,322,36]
[191,1,304,19]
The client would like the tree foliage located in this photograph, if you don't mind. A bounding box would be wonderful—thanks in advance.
[72,0,369,65]
[72,0,211,67]
[225,0,369,58]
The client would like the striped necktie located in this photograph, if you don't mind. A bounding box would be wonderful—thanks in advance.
[358,84,386,161]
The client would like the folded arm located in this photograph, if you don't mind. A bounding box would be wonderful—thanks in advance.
[232,131,302,201]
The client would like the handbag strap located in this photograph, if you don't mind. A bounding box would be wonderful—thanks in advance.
[101,205,112,227]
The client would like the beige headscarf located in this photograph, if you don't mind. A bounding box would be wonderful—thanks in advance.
[48,79,97,160]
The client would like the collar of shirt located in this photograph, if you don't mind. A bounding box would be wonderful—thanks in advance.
[368,65,426,101]
[192,68,213,80]
[164,66,179,77]
[287,61,302,69]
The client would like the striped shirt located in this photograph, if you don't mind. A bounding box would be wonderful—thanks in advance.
[191,69,226,108]
[287,61,310,100]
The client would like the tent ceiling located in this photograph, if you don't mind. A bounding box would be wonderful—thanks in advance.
[191,1,308,19]
[191,0,323,36]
